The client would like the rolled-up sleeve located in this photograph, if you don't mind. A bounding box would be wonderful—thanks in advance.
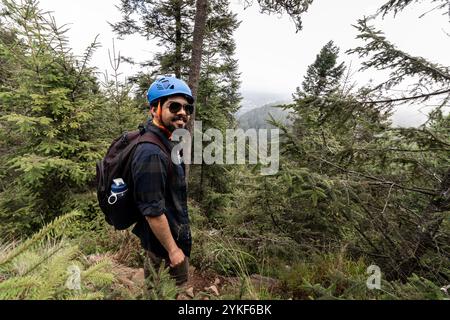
[132,143,169,217]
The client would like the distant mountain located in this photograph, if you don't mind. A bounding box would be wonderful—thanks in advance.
[237,102,294,130]
[235,90,434,129]
[236,90,292,117]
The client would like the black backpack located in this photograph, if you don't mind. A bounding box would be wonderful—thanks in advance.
[96,126,171,230]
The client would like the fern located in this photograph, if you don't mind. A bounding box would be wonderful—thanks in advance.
[82,259,115,288]
[145,263,179,300]
[0,211,80,266]
[0,276,41,300]
[0,212,117,300]
[30,245,80,300]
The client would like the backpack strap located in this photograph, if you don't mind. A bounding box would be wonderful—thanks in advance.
[137,131,174,176]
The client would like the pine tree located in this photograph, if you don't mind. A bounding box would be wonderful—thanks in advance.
[0,26,18,87]
[298,41,345,98]
[98,39,145,138]
[0,0,109,236]
[291,40,348,127]
[344,1,450,280]
[189,0,241,221]
[112,0,195,79]
[252,0,450,282]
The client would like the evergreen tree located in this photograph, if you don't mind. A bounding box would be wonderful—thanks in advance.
[0,26,18,87]
[98,39,145,138]
[298,41,345,98]
[189,0,241,220]
[344,2,450,279]
[0,0,111,236]
[112,0,195,79]
[292,40,348,127]
[243,0,450,282]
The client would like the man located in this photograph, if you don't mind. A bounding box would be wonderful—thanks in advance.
[131,76,194,288]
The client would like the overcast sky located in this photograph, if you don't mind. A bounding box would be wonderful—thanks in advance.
[36,0,450,125]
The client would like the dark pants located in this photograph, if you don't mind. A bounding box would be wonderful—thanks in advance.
[143,250,189,287]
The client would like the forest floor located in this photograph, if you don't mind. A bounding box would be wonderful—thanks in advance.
[94,253,283,300]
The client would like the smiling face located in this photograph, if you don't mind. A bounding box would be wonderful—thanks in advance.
[151,95,191,132]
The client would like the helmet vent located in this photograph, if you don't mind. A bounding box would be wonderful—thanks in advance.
[169,85,175,89]
[156,79,171,90]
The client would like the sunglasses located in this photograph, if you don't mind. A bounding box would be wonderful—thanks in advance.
[167,101,194,115]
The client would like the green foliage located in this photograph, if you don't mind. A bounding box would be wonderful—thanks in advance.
[112,0,196,78]
[98,39,145,137]
[279,251,448,300]
[251,0,313,32]
[0,0,143,237]
[145,263,179,300]
[191,226,270,299]
[231,23,449,297]
[298,40,346,97]
[349,17,450,93]
[0,212,116,300]
[280,251,375,300]
[0,210,81,266]
[0,0,101,235]
[0,0,448,301]
[382,274,448,300]
[57,196,143,269]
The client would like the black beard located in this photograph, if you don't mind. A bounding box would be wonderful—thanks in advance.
[163,115,188,132]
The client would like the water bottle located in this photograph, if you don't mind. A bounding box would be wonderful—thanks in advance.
[108,178,128,205]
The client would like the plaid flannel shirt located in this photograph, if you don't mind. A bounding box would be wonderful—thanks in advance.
[131,120,191,258]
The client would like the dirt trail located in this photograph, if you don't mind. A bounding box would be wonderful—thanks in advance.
[113,263,230,300]
[89,254,281,299]
[113,262,280,299]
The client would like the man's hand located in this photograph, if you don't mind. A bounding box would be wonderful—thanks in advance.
[146,215,185,267]
[168,247,185,268]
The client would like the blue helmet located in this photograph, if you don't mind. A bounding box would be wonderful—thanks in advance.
[147,76,194,105]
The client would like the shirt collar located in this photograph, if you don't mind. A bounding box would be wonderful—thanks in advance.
[146,119,175,151]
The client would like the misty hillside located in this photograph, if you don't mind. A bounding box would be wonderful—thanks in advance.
[237,103,294,130]
[236,91,292,117]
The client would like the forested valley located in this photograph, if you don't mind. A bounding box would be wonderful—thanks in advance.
[0,0,449,300]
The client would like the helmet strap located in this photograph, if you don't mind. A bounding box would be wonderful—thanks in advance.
[157,100,163,119]
[152,100,172,139]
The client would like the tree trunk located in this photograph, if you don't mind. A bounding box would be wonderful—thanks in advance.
[174,0,182,78]
[185,0,208,182]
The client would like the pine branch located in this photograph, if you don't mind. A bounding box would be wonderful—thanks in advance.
[348,18,450,92]
[21,242,65,276]
[378,0,449,18]
[279,125,439,196]
[250,0,314,32]
[71,34,101,101]
[361,88,450,104]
